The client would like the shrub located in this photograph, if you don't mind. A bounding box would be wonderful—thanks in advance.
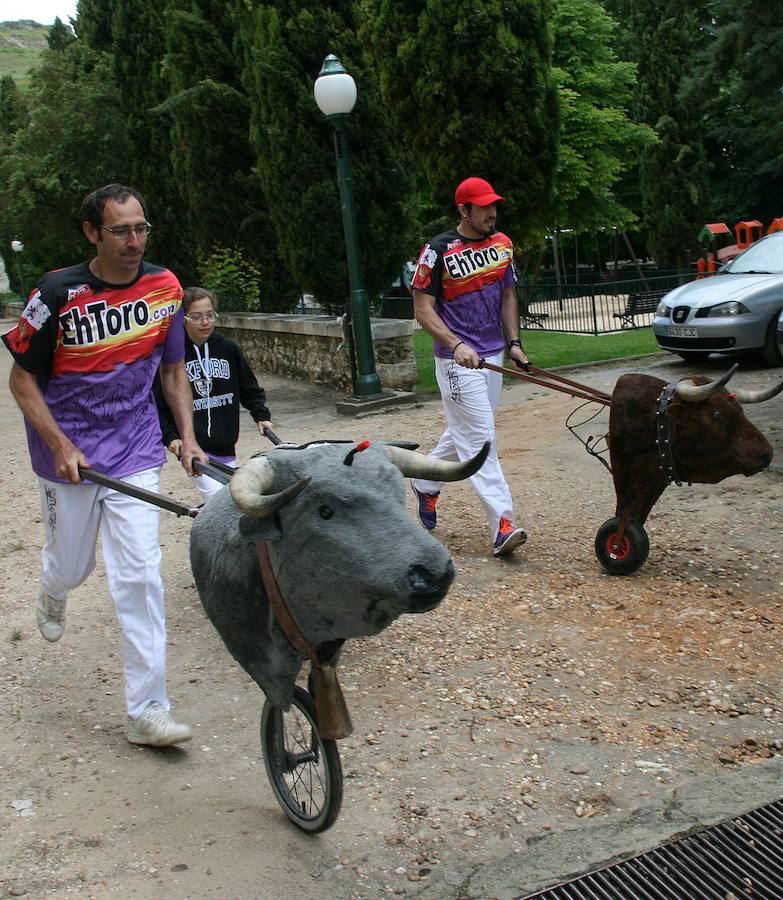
[197,244,263,312]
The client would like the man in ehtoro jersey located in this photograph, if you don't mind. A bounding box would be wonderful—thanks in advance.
[3,184,207,747]
[411,177,529,558]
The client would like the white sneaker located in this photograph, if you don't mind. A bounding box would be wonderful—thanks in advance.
[127,703,193,747]
[36,590,66,642]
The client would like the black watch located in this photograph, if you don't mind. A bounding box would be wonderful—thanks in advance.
[508,339,522,351]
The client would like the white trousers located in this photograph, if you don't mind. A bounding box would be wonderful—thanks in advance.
[39,468,168,719]
[413,351,513,539]
[192,457,237,503]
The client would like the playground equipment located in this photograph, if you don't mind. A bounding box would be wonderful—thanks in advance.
[695,218,780,274]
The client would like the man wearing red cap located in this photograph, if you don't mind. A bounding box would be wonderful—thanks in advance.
[410,177,529,557]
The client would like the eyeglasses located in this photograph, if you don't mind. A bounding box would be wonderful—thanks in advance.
[185,312,219,324]
[100,222,152,240]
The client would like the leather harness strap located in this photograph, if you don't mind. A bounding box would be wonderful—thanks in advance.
[255,541,318,667]
[656,382,687,487]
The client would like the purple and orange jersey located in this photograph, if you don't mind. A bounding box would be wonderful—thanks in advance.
[412,229,516,360]
[3,261,185,481]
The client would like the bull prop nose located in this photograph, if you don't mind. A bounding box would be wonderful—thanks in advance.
[407,560,456,611]
[750,453,773,475]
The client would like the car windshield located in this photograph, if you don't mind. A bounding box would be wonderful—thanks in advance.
[723,233,783,274]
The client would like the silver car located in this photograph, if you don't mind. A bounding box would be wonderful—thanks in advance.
[652,231,783,364]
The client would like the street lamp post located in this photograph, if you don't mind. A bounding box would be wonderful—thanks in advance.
[11,240,27,299]
[314,54,382,399]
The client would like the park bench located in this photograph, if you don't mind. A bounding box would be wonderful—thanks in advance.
[614,289,664,328]
[520,295,550,329]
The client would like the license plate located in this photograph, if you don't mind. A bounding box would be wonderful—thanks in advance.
[667,326,698,337]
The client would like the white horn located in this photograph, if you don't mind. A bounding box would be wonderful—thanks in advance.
[732,379,783,404]
[230,456,310,517]
[674,364,738,402]
[383,441,490,481]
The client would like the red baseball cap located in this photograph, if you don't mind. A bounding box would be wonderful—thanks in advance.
[454,177,505,207]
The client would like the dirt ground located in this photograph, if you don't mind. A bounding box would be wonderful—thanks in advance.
[1,339,782,900]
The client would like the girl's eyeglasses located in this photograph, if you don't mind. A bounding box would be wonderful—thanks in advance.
[185,312,219,324]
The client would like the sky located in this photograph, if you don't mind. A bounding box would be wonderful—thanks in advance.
[3,1,78,25]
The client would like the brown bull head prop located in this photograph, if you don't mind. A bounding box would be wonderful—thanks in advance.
[608,365,780,525]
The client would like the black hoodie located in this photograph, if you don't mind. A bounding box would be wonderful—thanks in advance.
[154,330,270,457]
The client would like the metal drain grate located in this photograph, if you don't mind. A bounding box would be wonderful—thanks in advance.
[522,797,783,899]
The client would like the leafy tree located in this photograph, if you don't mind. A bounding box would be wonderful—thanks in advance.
[550,0,655,233]
[630,1,711,268]
[237,0,419,308]
[47,17,77,51]
[0,45,133,289]
[361,0,559,247]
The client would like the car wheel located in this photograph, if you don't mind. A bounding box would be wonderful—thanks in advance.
[676,351,709,363]
[761,316,783,366]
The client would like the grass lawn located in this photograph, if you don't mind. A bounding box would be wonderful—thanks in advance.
[413,327,660,393]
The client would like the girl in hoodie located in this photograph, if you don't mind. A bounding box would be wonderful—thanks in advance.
[155,287,273,502]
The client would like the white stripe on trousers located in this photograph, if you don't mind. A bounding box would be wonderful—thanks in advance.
[38,467,168,719]
[412,351,514,539]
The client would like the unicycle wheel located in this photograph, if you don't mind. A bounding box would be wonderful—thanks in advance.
[260,685,343,833]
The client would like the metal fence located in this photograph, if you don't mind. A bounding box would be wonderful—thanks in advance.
[517,271,702,334]
[306,270,704,335]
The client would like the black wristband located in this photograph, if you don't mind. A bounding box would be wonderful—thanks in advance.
[508,339,522,350]
[452,340,464,356]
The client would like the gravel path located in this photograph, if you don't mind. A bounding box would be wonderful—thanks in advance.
[1,339,782,899]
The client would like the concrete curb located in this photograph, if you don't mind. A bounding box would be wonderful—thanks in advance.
[546,351,669,374]
[416,757,783,899]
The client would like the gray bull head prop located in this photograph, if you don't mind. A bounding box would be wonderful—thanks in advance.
[190,440,488,712]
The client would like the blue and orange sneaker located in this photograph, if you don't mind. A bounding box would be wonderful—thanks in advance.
[493,516,528,557]
[411,483,439,530]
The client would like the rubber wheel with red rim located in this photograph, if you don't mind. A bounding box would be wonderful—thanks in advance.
[595,517,649,575]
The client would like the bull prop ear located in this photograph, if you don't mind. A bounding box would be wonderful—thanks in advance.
[230,456,311,517]
[383,440,490,481]
[311,665,354,740]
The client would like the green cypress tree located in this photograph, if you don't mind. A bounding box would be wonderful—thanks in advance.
[238,0,419,307]
[361,0,559,246]
[630,1,711,268]
[0,45,132,286]
[692,1,783,224]
[158,0,299,308]
[73,0,114,49]
[47,17,76,51]
[0,76,27,143]
[89,0,187,277]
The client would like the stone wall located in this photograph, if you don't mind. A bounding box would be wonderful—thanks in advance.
[218,313,416,392]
